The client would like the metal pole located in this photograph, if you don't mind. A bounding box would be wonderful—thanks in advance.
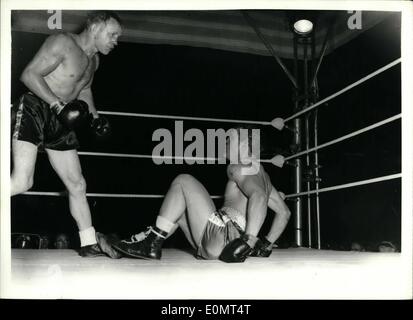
[242,11,298,89]
[293,35,302,247]
[311,21,322,247]
[311,28,316,80]
[310,32,317,248]
[310,21,332,88]
[305,117,312,247]
[303,38,312,248]
[294,119,303,247]
[314,108,321,249]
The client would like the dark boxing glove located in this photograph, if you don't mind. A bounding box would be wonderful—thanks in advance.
[219,234,253,263]
[90,116,111,140]
[50,100,89,130]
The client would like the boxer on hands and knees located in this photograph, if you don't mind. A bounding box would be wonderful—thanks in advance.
[113,128,291,262]
[11,11,122,258]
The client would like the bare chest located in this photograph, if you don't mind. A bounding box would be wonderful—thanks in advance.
[223,182,249,211]
[61,50,94,83]
[47,47,95,89]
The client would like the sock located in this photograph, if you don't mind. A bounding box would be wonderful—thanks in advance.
[79,226,97,247]
[156,216,176,234]
[245,234,259,248]
[151,227,167,239]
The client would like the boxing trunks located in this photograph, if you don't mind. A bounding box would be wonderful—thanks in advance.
[196,206,246,260]
[11,92,79,151]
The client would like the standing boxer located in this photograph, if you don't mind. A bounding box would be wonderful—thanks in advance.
[11,11,122,258]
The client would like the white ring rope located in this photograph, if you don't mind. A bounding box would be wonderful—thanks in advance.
[283,58,401,123]
[77,113,400,166]
[12,61,400,132]
[79,151,276,164]
[283,113,401,161]
[98,110,270,126]
[284,173,401,198]
[73,59,401,165]
[21,173,400,200]
[17,61,401,201]
[78,151,222,162]
[21,191,224,199]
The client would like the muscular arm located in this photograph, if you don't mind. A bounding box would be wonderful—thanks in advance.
[228,166,268,236]
[266,187,291,243]
[78,81,99,118]
[77,55,99,118]
[20,34,67,104]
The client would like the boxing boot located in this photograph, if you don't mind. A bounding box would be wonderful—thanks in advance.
[79,232,122,259]
[79,243,105,258]
[112,226,168,260]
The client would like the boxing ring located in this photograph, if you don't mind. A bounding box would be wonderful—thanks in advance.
[5,5,409,298]
[19,57,402,246]
[9,55,406,298]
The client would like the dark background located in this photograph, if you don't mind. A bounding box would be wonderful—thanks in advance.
[10,11,401,251]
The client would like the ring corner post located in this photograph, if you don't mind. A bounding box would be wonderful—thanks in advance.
[293,33,303,248]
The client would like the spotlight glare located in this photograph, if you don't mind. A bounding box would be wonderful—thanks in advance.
[294,19,313,35]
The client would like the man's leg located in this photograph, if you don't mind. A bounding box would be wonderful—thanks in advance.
[11,140,38,195]
[114,174,216,259]
[175,213,197,249]
[46,148,92,231]
[158,174,216,245]
[46,148,120,258]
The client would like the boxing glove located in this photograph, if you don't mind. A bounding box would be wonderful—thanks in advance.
[219,235,253,263]
[90,116,111,140]
[50,100,89,130]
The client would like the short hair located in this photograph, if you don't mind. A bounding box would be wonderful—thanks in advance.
[85,11,122,29]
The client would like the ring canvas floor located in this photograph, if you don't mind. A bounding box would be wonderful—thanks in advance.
[7,248,409,299]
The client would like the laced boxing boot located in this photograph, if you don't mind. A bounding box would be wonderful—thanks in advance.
[250,237,273,257]
[112,226,168,260]
[79,232,122,259]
